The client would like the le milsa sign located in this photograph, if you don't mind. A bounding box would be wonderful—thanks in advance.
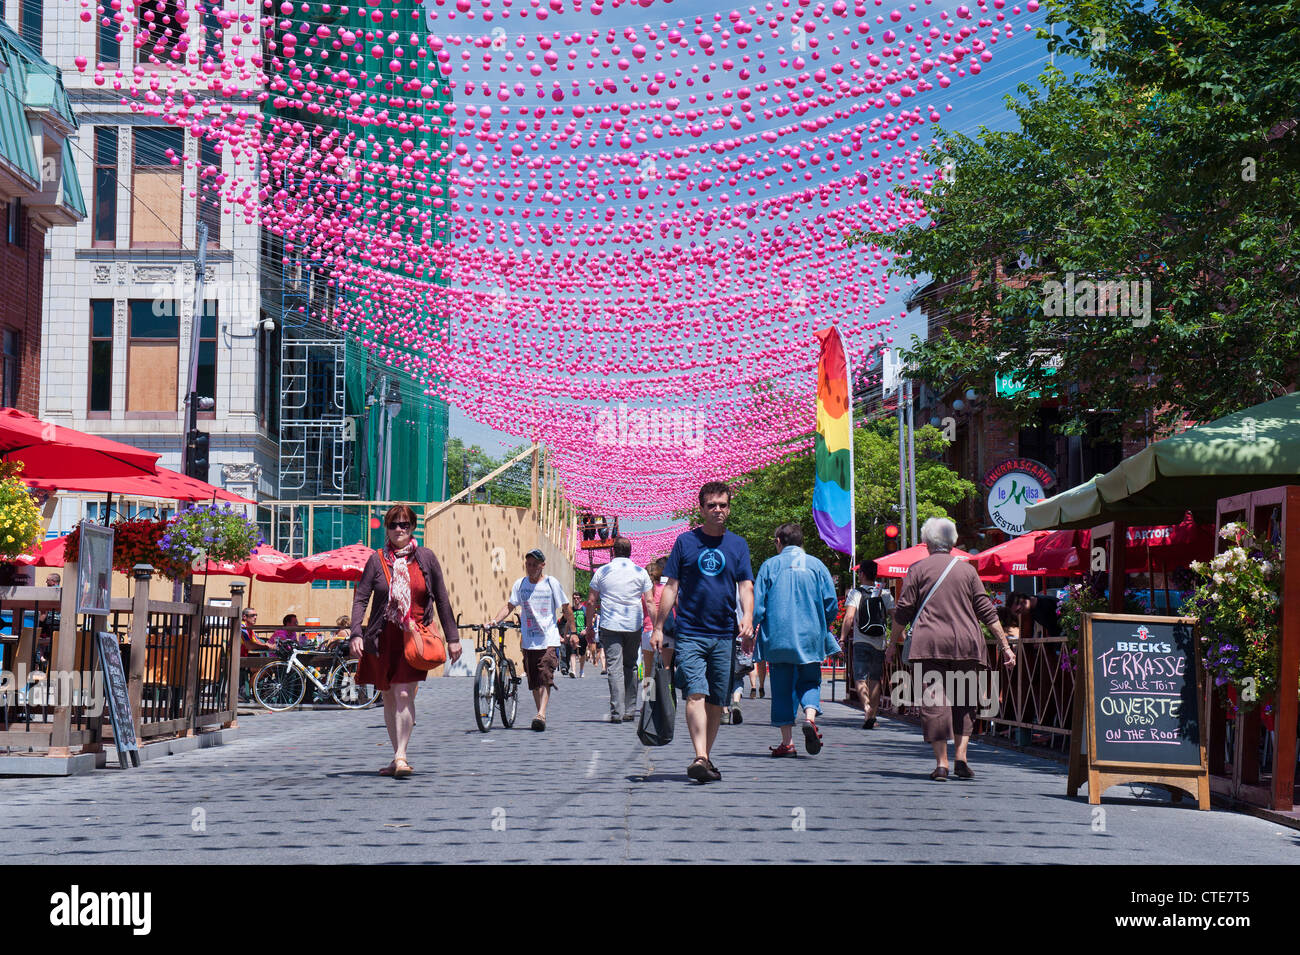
[984,458,1056,537]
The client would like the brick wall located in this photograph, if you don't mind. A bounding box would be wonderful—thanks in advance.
[0,201,47,415]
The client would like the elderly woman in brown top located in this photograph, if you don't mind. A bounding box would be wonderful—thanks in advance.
[886,517,1016,781]
[349,504,461,778]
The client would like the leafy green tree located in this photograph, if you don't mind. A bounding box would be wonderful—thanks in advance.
[720,419,976,582]
[876,0,1300,442]
[445,438,532,507]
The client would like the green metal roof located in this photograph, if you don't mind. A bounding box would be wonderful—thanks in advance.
[0,20,83,215]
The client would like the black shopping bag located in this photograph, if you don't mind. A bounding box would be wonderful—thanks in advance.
[637,654,677,747]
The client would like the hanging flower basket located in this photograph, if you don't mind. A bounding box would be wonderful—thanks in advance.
[65,517,191,579]
[0,462,43,561]
[158,503,262,570]
[1187,523,1284,712]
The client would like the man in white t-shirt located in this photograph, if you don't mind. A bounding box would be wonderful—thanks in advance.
[489,548,573,731]
[586,537,653,722]
[840,559,895,730]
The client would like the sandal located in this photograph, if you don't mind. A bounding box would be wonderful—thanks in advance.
[802,720,823,755]
[378,762,397,777]
[392,759,414,778]
[769,742,797,758]
[686,757,713,783]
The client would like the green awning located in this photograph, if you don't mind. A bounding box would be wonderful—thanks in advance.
[1025,391,1300,530]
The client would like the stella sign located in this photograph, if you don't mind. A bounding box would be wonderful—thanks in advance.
[984,458,1056,537]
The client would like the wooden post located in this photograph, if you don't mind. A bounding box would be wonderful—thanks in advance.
[127,566,152,744]
[226,582,245,727]
[1108,523,1128,613]
[181,581,206,736]
[47,567,81,757]
[530,447,539,513]
[1271,487,1300,810]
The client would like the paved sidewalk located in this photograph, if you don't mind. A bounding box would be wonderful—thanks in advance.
[1,677,1296,863]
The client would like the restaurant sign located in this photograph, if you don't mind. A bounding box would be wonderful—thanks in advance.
[985,458,1056,537]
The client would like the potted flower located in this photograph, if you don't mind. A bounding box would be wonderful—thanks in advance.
[1186,522,1283,718]
[65,517,191,579]
[0,462,43,561]
[158,503,262,570]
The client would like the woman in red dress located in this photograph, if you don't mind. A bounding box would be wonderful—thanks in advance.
[349,505,461,778]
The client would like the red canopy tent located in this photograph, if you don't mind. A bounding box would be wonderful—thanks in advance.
[1027,517,1216,575]
[0,408,159,479]
[873,544,976,579]
[278,544,374,583]
[25,464,255,505]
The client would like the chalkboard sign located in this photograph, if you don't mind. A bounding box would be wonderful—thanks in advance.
[95,631,139,769]
[1089,615,1202,767]
[1067,613,1208,810]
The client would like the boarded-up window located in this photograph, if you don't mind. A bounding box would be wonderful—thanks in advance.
[131,127,183,247]
[127,300,179,412]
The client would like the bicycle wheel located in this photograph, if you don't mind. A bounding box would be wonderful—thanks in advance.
[498,658,519,728]
[327,660,380,710]
[253,662,306,711]
[474,657,496,732]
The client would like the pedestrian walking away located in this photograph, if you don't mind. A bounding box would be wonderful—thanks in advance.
[489,549,574,731]
[751,523,840,757]
[886,518,1016,781]
[587,537,654,722]
[842,558,895,730]
[652,481,754,783]
[349,504,462,778]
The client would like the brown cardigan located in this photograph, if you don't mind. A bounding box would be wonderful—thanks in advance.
[893,552,999,663]
[350,547,461,656]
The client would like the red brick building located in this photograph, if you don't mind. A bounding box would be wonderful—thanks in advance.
[0,24,86,413]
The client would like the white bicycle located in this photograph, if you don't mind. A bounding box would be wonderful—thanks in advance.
[253,641,380,711]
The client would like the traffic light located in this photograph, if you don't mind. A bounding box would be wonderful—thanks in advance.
[186,429,210,482]
[883,524,901,553]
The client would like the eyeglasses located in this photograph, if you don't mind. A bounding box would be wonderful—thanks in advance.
[388,521,413,530]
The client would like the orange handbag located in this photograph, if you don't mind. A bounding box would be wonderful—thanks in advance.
[379,554,447,671]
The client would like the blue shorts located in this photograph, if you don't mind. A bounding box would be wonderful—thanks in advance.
[673,633,734,706]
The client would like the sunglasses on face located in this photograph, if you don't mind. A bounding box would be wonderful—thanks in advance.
[388,521,413,530]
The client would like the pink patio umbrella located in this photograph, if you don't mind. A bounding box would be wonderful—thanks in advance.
[277,544,374,584]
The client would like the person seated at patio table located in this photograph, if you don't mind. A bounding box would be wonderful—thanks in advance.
[240,608,275,655]
[996,605,1021,641]
[273,613,307,647]
[321,615,351,648]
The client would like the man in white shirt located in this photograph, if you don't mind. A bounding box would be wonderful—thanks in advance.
[840,559,895,730]
[489,549,573,731]
[586,538,654,723]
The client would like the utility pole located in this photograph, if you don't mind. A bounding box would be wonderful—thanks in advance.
[897,376,909,550]
[906,379,919,544]
[181,222,209,476]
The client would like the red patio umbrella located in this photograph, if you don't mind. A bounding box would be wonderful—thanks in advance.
[12,535,67,568]
[277,544,374,583]
[203,544,294,581]
[1028,518,1216,575]
[873,543,976,579]
[25,464,255,505]
[975,531,1060,579]
[0,408,159,479]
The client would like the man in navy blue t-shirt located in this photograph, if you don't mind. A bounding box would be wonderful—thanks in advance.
[651,481,754,783]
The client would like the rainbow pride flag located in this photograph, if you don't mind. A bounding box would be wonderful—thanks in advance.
[813,326,854,557]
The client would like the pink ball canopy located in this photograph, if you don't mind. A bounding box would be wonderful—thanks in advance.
[80,0,1028,536]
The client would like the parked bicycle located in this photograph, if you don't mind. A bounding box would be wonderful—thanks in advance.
[253,639,380,711]
[459,614,521,732]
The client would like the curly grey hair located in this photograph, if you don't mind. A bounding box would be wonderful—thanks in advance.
[920,517,959,553]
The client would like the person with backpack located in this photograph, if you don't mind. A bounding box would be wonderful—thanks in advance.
[841,558,895,730]
[488,549,574,731]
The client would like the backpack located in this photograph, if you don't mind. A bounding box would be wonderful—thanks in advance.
[854,585,888,639]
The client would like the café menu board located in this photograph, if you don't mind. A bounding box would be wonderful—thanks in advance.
[1086,615,1202,768]
[95,631,140,769]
